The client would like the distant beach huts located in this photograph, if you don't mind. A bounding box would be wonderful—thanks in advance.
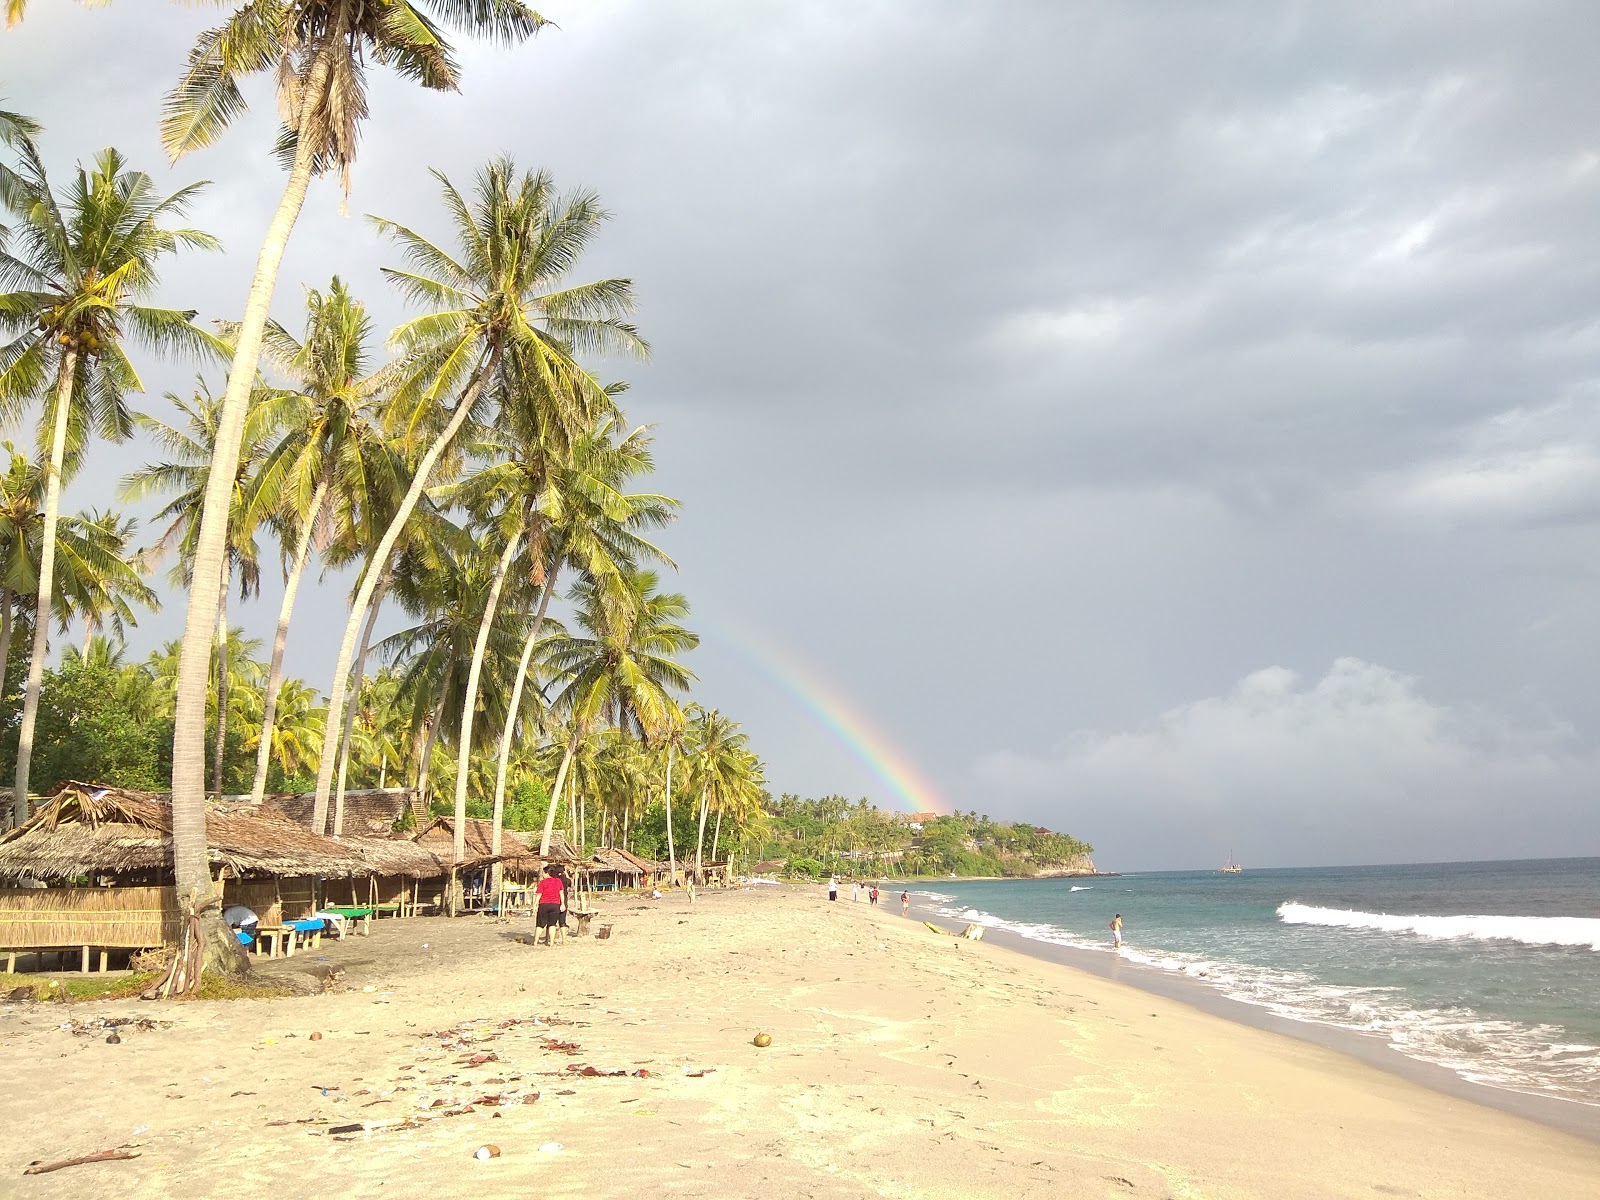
[589,845,665,891]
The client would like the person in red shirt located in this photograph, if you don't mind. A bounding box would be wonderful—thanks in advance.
[535,864,566,946]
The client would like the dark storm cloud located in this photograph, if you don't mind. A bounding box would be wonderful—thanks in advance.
[4,2,1599,867]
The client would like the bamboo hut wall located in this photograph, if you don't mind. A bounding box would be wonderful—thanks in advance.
[278,876,319,921]
[221,879,282,927]
[0,886,181,949]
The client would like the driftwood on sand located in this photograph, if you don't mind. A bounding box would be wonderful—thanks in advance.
[23,1148,140,1175]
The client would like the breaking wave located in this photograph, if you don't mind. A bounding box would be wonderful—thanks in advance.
[1278,904,1600,951]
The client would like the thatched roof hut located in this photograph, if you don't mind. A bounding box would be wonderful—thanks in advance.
[0,782,372,884]
[589,845,662,889]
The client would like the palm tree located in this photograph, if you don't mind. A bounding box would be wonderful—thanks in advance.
[539,568,698,861]
[307,159,646,836]
[346,666,407,789]
[244,276,400,803]
[121,382,292,792]
[0,139,216,822]
[237,676,324,784]
[156,1,548,975]
[487,418,678,860]
[59,508,158,650]
[685,706,750,884]
[0,446,156,701]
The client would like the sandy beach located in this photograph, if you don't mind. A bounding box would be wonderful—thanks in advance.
[3,885,1598,1199]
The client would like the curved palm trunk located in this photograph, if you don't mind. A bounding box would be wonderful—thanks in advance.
[212,563,230,795]
[167,51,336,982]
[13,349,77,822]
[490,566,559,860]
[711,806,723,866]
[333,561,393,834]
[450,519,524,864]
[310,346,501,833]
[693,783,710,887]
[664,742,678,886]
[538,724,581,857]
[249,476,329,804]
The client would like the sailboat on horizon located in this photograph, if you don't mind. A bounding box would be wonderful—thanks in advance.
[1219,851,1243,875]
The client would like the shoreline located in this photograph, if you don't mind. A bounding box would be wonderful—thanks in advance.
[3,884,1598,1197]
[910,898,1600,1143]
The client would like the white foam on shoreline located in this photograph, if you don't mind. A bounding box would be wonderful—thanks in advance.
[932,901,1600,1107]
[1278,903,1600,951]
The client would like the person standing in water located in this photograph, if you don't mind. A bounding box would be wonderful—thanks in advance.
[1110,913,1123,950]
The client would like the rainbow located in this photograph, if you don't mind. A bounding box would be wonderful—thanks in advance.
[705,614,947,815]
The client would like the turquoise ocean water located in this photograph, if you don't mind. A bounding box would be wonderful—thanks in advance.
[912,858,1600,1107]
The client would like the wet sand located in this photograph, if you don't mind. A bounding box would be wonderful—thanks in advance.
[2,884,1597,1198]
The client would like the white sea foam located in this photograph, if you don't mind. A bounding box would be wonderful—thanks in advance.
[929,899,1600,1106]
[1278,903,1600,951]
[1069,885,1093,891]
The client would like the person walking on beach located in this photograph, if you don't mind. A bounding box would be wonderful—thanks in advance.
[852,880,860,903]
[1110,913,1123,950]
[536,865,566,946]
[870,885,880,905]
[900,890,910,916]
[828,876,839,902]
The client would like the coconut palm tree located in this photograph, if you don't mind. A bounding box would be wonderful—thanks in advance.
[59,508,158,651]
[121,382,294,792]
[539,568,698,861]
[0,140,216,822]
[347,666,407,789]
[487,417,677,859]
[155,1,548,976]
[307,159,647,835]
[243,276,401,803]
[685,706,750,884]
[237,675,324,784]
[0,446,156,701]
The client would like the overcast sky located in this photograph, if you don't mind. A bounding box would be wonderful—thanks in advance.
[5,2,1600,870]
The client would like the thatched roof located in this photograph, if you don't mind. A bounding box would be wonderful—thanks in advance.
[412,817,579,867]
[0,782,374,883]
[592,846,662,875]
[341,836,448,879]
[267,788,421,838]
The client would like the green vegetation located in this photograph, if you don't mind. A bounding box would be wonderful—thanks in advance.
[0,971,159,1002]
[758,796,1094,880]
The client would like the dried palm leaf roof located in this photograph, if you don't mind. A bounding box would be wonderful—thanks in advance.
[591,846,662,874]
[411,817,579,866]
[0,781,375,883]
[339,836,447,879]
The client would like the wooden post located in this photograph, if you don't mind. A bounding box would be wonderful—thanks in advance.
[6,950,15,973]
[98,950,108,973]
[80,945,89,973]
